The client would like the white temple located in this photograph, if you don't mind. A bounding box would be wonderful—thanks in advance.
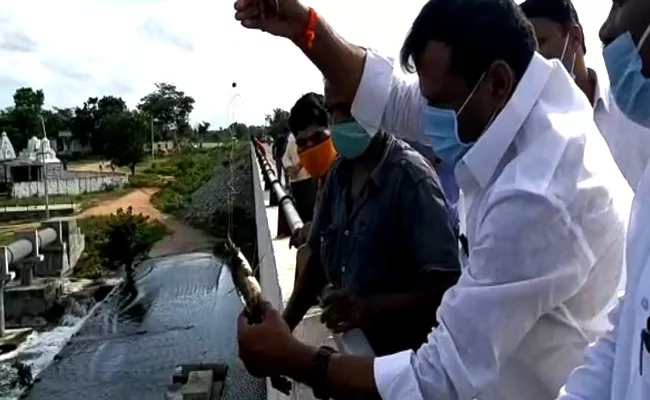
[0,131,16,161]
[18,135,59,163]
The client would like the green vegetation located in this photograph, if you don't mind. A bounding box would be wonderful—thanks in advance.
[151,141,249,214]
[0,232,14,246]
[73,207,169,279]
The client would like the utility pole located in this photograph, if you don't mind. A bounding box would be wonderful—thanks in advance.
[39,116,50,220]
[151,118,155,161]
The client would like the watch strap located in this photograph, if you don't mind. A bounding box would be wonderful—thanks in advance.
[311,345,338,399]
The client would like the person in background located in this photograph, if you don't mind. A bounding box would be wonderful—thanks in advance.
[288,92,337,249]
[271,132,287,186]
[284,96,321,224]
[234,0,633,398]
[558,1,650,398]
[281,87,460,357]
[287,92,338,282]
[520,0,650,190]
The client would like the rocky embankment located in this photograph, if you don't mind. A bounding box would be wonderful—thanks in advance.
[182,147,257,261]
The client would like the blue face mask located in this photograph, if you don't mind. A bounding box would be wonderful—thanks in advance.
[603,25,650,128]
[423,73,488,166]
[330,121,372,159]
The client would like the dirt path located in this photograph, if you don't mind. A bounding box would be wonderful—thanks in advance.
[68,160,128,174]
[79,188,215,257]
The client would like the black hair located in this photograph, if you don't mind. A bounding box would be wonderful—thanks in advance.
[288,92,328,134]
[400,0,537,88]
[519,0,586,54]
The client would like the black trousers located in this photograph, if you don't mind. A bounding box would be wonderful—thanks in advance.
[290,178,317,223]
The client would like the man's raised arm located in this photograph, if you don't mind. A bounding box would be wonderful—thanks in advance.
[234,0,425,141]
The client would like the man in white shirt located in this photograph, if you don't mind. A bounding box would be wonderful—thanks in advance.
[234,0,633,399]
[558,1,650,398]
[520,0,650,190]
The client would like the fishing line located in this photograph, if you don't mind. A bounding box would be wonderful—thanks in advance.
[226,90,243,240]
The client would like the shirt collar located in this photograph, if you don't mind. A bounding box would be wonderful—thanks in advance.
[339,132,393,187]
[591,67,610,112]
[459,52,554,188]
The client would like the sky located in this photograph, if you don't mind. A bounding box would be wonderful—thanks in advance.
[0,0,612,129]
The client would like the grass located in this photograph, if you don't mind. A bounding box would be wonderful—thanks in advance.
[151,142,249,214]
[0,232,15,246]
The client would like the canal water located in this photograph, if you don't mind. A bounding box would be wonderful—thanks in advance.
[4,252,264,400]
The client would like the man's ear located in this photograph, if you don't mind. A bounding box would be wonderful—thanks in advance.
[486,60,514,110]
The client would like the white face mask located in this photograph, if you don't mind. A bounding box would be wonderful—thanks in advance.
[560,34,577,79]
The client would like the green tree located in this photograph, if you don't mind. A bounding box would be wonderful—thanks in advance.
[71,96,127,154]
[137,83,195,145]
[264,108,290,139]
[99,207,168,272]
[195,121,211,147]
[102,111,147,175]
[228,122,250,139]
[42,107,74,136]
[3,87,45,149]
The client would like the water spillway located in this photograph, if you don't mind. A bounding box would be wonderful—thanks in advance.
[24,252,265,400]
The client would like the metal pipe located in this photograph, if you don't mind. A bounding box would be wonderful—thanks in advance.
[253,144,303,235]
[5,228,57,266]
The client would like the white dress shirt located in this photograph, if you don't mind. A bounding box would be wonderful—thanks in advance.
[592,68,650,191]
[559,109,650,400]
[352,50,633,400]
[282,133,311,183]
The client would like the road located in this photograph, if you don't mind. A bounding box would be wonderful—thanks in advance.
[79,188,216,257]
[24,253,265,400]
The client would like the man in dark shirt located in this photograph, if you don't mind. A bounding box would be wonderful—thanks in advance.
[282,89,461,356]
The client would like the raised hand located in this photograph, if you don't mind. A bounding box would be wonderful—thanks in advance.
[234,0,310,41]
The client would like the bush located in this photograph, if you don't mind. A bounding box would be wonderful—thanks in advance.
[128,173,168,188]
[151,144,248,214]
[73,207,169,278]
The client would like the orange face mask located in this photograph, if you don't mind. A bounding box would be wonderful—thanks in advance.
[298,137,337,178]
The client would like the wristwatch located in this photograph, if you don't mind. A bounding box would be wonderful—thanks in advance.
[311,345,338,400]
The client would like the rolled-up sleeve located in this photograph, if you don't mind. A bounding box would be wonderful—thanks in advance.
[351,49,426,144]
[373,190,594,399]
[558,294,622,400]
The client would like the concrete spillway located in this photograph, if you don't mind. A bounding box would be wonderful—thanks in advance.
[24,252,265,400]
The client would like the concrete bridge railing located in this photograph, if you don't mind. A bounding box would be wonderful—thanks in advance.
[251,143,375,357]
[0,217,85,336]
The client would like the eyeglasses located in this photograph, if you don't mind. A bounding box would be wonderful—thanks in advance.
[296,130,329,149]
[640,316,650,375]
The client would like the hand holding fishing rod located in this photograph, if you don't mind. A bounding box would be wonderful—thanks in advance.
[235,0,315,45]
[222,236,293,394]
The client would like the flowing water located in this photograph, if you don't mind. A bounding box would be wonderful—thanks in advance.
[0,309,89,399]
[17,252,265,400]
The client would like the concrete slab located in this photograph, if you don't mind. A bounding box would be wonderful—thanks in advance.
[4,278,62,319]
